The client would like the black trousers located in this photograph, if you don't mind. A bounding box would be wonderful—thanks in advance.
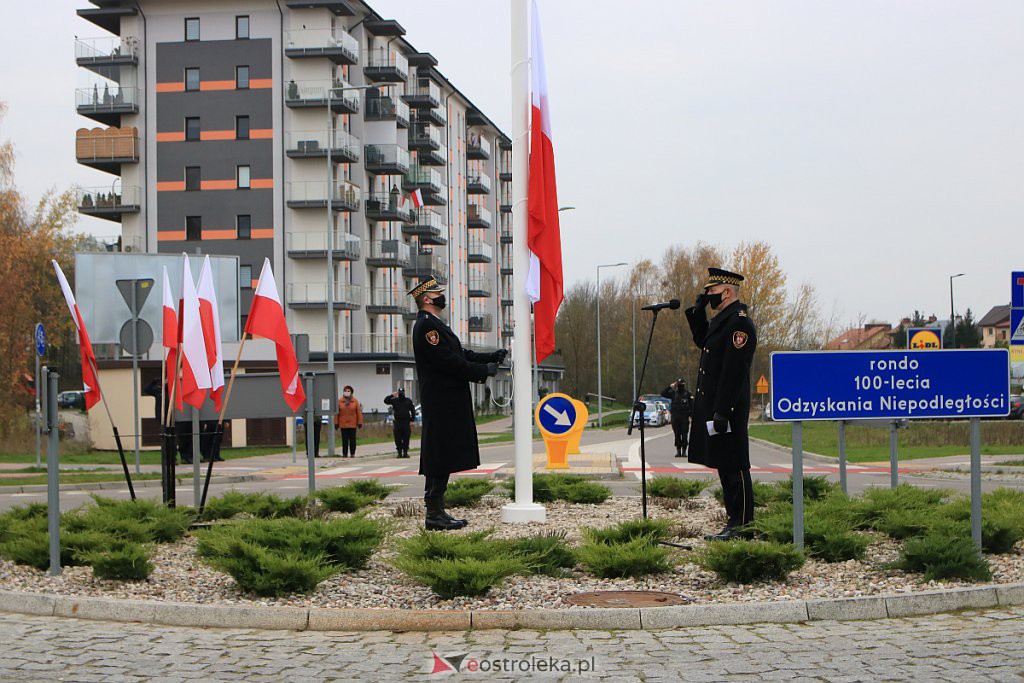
[393,422,411,453]
[311,422,323,457]
[340,427,357,456]
[718,468,754,527]
[671,416,689,451]
[424,473,450,500]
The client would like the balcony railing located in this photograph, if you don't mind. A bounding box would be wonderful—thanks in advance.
[414,145,446,167]
[286,180,361,211]
[305,333,413,355]
[467,170,492,194]
[468,275,493,298]
[408,123,441,151]
[286,231,360,260]
[423,105,447,127]
[404,209,448,245]
[467,204,492,229]
[364,192,415,223]
[499,150,512,181]
[365,95,410,128]
[467,134,491,160]
[500,251,513,275]
[77,185,141,220]
[286,282,363,309]
[286,129,361,163]
[75,36,139,68]
[366,288,411,314]
[402,166,443,194]
[403,253,448,283]
[76,127,138,171]
[468,240,493,263]
[499,228,513,244]
[284,79,360,114]
[363,47,409,82]
[284,27,358,64]
[366,239,412,267]
[364,144,411,175]
[468,313,494,333]
[76,85,139,123]
[403,79,441,108]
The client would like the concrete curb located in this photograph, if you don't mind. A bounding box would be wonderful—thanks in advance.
[1,582,1021,632]
[4,475,258,495]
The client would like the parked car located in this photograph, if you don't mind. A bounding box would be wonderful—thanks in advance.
[1009,395,1023,420]
[57,391,85,410]
[384,403,422,426]
[630,398,668,428]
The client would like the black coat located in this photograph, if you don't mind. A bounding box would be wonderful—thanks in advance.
[685,300,757,471]
[384,394,416,425]
[412,311,499,477]
[660,385,693,419]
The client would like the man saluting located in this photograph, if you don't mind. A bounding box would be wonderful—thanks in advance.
[685,268,758,541]
[409,277,504,531]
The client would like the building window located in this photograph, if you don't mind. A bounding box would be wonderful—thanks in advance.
[237,165,250,189]
[235,115,250,140]
[185,117,200,141]
[239,265,253,289]
[236,15,250,39]
[185,68,200,91]
[236,66,250,90]
[237,215,251,239]
[185,17,200,42]
[186,216,201,241]
[185,166,200,191]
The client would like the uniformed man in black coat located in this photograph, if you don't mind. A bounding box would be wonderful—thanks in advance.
[384,387,416,458]
[685,268,758,541]
[409,277,504,531]
[660,379,693,458]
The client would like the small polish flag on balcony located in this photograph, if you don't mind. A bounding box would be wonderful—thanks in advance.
[410,189,424,209]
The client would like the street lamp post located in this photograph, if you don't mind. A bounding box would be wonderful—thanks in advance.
[949,273,965,349]
[596,262,627,426]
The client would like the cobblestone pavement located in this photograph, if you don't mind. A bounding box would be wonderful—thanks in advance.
[0,607,1022,681]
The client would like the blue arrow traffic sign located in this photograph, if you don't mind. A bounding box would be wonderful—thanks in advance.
[34,323,46,357]
[536,394,578,437]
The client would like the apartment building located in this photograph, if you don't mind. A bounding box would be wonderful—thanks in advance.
[74,0,537,440]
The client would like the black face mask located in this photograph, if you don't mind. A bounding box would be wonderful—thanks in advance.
[429,294,446,310]
[706,292,724,310]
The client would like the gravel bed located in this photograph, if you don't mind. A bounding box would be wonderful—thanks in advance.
[1,495,1022,611]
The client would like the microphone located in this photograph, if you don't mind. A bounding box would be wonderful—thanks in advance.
[641,299,681,312]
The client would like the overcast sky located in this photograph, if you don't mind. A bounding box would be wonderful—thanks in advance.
[3,0,1023,328]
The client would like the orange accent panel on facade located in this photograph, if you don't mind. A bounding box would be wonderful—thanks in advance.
[156,131,186,142]
[156,181,186,192]
[251,229,275,239]
[157,231,187,241]
[250,129,274,139]
[155,82,184,93]
[249,79,273,89]
[199,80,236,91]
[201,179,237,190]
[200,130,236,141]
[250,178,274,189]
[201,229,237,240]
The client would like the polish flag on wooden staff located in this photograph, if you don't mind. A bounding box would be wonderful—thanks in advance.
[162,266,178,395]
[177,254,212,410]
[244,258,305,412]
[196,256,225,412]
[52,260,102,410]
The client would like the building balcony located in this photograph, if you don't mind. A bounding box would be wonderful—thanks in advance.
[286,129,360,164]
[283,1,356,15]
[284,27,358,64]
[408,123,441,151]
[364,95,410,128]
[467,204,492,229]
[469,313,493,333]
[364,192,415,223]
[77,4,137,34]
[499,187,512,212]
[286,180,361,211]
[501,327,514,339]
[500,256,513,276]
[75,127,138,174]
[339,333,412,356]
[499,228,513,244]
[364,144,410,175]
[366,239,412,268]
[403,79,441,109]
[76,85,139,126]
[468,275,492,298]
[467,135,491,160]
[77,186,141,222]
[403,209,448,245]
[501,296,513,308]
[284,80,360,114]
[499,150,512,181]
[467,170,492,195]
[75,36,139,74]
[468,240,493,263]
[366,288,412,315]
[286,231,360,260]
[414,146,446,167]
[363,47,409,83]
[402,166,443,194]
[286,282,363,310]
[403,253,447,284]
[421,105,446,127]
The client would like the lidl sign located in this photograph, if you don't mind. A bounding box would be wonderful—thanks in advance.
[907,327,942,350]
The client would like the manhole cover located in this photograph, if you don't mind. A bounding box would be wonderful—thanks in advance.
[565,591,687,608]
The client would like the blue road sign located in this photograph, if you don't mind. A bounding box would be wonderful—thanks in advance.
[34,323,46,357]
[770,349,1009,421]
[536,394,577,436]
[1013,271,1024,309]
[1011,309,1024,345]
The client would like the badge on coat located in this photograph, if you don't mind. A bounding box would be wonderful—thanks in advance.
[426,330,440,346]
[733,331,748,349]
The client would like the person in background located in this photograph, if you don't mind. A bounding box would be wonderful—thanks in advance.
[661,379,693,458]
[384,387,417,458]
[334,385,363,458]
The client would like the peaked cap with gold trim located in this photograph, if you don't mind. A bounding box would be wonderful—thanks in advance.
[407,276,446,299]
[703,267,744,289]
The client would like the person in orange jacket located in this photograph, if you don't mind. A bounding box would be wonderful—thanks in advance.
[334,385,363,458]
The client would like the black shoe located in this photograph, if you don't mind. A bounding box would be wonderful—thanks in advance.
[181,458,192,465]
[425,498,467,531]
[704,527,738,542]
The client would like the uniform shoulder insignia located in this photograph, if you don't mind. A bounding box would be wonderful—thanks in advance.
[426,330,440,346]
[738,310,747,317]
[733,331,749,349]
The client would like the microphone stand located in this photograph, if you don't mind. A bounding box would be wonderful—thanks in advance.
[628,306,691,550]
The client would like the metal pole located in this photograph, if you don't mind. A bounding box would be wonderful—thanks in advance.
[596,266,602,427]
[631,297,636,404]
[35,350,41,469]
[837,420,848,495]
[325,91,336,458]
[949,276,955,349]
[45,368,61,576]
[192,406,201,506]
[131,284,141,475]
[292,417,297,464]
[889,420,899,489]
[792,421,804,551]
[969,417,982,551]
[305,374,316,494]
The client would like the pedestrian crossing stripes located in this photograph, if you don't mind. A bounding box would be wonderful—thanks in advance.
[276,462,507,481]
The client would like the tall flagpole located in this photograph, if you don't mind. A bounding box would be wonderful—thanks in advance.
[502,0,545,523]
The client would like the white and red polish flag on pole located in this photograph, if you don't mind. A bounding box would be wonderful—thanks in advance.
[162,266,178,395]
[177,254,212,410]
[244,258,305,412]
[196,256,225,412]
[410,188,424,209]
[525,0,564,364]
[52,260,102,410]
